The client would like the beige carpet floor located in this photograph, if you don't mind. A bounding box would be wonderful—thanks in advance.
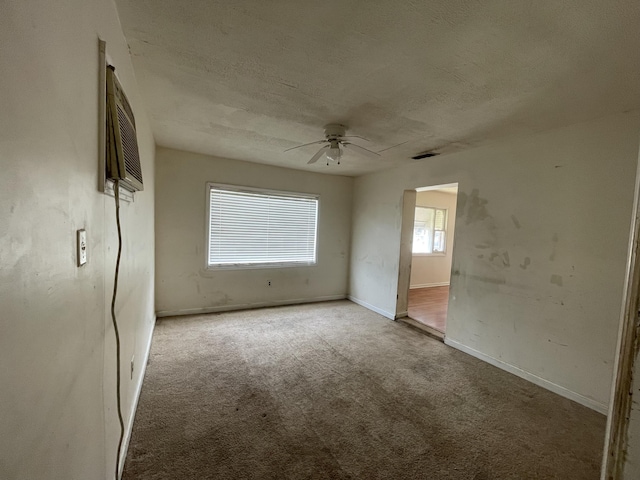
[123,300,605,479]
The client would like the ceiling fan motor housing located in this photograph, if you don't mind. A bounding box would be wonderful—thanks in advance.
[324,124,346,139]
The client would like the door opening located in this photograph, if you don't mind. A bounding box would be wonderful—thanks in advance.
[396,183,458,339]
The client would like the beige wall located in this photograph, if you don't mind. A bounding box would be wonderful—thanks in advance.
[410,190,458,288]
[155,147,353,315]
[0,1,156,479]
[350,111,640,412]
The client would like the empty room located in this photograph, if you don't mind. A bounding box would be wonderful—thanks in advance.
[3,1,640,479]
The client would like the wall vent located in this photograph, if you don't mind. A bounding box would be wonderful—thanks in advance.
[105,66,143,192]
[411,151,439,160]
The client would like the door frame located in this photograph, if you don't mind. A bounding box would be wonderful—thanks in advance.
[395,183,459,321]
[602,143,640,479]
[395,189,417,319]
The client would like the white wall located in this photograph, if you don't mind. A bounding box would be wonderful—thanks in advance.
[350,111,640,411]
[410,190,458,288]
[0,1,155,479]
[155,147,352,316]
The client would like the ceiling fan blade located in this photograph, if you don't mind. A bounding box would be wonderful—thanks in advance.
[308,145,329,164]
[376,140,409,153]
[284,139,326,153]
[343,142,380,158]
[339,135,370,142]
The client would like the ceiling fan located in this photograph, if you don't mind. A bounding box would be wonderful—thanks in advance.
[284,124,380,165]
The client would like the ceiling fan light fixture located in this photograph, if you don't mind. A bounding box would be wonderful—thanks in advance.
[326,141,342,163]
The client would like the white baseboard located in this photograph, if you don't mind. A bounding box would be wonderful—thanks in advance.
[118,316,156,477]
[410,282,450,289]
[347,295,395,320]
[444,338,608,415]
[156,295,347,318]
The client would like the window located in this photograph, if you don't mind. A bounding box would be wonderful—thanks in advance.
[413,207,447,254]
[207,184,318,268]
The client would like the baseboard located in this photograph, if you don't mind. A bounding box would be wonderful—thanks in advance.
[156,295,347,318]
[444,338,608,415]
[410,282,450,289]
[395,311,408,319]
[347,295,395,320]
[118,316,156,478]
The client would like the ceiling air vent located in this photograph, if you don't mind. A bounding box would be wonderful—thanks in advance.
[105,66,144,192]
[411,151,439,160]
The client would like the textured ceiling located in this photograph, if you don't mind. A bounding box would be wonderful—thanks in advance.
[115,0,640,176]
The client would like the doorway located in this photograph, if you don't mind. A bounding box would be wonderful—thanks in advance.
[399,183,458,337]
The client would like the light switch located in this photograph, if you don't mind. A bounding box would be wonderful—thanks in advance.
[77,229,87,266]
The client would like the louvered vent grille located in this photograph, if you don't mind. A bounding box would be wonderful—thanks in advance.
[115,87,136,129]
[116,104,143,185]
[105,66,143,192]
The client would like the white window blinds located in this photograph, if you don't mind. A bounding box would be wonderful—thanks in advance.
[413,206,447,254]
[208,184,318,267]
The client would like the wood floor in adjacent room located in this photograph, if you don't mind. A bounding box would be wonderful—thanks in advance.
[408,285,449,333]
[123,300,605,480]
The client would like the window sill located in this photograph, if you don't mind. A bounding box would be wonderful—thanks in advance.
[412,253,447,257]
[206,261,317,271]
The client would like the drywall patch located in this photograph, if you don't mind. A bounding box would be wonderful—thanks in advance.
[462,189,491,224]
[486,251,511,268]
[511,215,521,229]
[456,192,468,218]
[550,274,563,287]
[520,257,531,270]
[452,270,506,286]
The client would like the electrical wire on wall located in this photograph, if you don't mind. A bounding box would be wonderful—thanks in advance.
[110,179,125,480]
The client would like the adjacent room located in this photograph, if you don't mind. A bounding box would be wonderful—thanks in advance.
[406,184,458,337]
[3,1,640,479]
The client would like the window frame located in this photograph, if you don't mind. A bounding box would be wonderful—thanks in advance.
[412,206,447,256]
[205,182,319,270]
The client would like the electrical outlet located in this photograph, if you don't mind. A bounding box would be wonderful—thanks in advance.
[130,355,135,380]
[77,229,87,266]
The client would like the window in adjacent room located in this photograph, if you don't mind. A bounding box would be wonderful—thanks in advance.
[207,183,319,268]
[413,206,447,254]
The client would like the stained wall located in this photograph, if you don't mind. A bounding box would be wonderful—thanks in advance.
[350,111,640,411]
